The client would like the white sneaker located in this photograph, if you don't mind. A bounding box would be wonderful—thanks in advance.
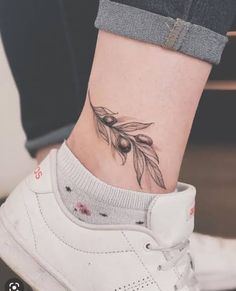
[190,232,236,291]
[0,150,197,291]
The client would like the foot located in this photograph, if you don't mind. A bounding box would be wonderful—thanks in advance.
[34,145,236,290]
[190,232,236,291]
[0,150,197,291]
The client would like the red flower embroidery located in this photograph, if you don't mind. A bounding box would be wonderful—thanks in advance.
[75,202,91,216]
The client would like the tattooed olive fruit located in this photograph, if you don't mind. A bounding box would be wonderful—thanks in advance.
[135,134,153,146]
[117,136,132,153]
[102,115,117,126]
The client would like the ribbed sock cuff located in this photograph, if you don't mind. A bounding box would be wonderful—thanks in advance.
[57,142,159,210]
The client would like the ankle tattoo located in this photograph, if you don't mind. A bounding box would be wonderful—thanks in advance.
[89,91,166,189]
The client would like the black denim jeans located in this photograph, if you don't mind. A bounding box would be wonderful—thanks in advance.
[96,0,236,64]
[111,0,236,35]
[0,0,236,156]
[0,0,98,156]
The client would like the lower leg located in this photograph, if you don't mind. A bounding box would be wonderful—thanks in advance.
[68,31,211,193]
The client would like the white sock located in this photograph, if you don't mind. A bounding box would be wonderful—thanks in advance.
[57,142,158,226]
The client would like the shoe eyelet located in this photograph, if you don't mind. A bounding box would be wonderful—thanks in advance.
[144,243,151,251]
[174,284,178,291]
[157,265,162,271]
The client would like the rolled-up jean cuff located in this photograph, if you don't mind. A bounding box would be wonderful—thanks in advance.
[95,0,228,65]
[25,124,75,157]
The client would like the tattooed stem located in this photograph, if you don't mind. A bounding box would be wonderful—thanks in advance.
[88,90,166,189]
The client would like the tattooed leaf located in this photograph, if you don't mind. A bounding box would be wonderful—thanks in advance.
[97,120,109,144]
[133,145,145,187]
[137,143,159,163]
[94,106,117,116]
[146,158,166,189]
[88,90,117,116]
[89,90,165,189]
[110,129,119,147]
[116,122,153,132]
[110,141,117,159]
[110,130,127,164]
[117,151,127,165]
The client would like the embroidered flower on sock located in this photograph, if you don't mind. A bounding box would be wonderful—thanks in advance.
[135,221,144,225]
[65,186,72,192]
[99,213,108,217]
[75,202,91,216]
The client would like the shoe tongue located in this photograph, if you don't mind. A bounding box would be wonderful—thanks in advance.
[147,183,196,248]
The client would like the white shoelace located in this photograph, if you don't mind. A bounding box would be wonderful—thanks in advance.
[146,240,198,290]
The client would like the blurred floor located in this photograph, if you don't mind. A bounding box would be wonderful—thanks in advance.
[181,144,236,238]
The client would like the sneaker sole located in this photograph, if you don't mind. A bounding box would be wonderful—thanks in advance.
[0,206,69,291]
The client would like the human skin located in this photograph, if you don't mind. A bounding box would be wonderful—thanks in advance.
[67,31,212,193]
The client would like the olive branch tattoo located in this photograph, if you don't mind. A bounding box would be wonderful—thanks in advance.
[89,91,166,189]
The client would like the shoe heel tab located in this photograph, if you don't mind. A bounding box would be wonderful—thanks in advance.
[26,151,56,194]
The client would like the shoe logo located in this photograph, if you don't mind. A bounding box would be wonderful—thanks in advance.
[34,166,43,180]
[187,204,195,221]
[190,206,195,217]
[5,278,24,291]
